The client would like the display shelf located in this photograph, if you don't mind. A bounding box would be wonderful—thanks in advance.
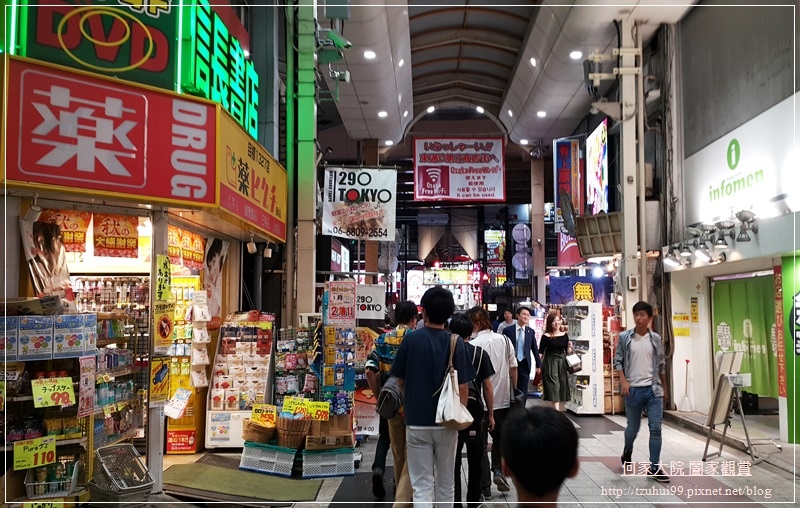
[4,436,89,452]
[563,301,605,415]
[93,429,137,449]
[96,365,138,378]
[7,395,34,402]
[92,397,138,417]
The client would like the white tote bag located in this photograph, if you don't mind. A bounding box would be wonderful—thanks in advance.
[435,334,474,431]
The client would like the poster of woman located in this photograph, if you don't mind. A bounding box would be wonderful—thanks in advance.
[19,220,76,312]
[204,238,229,326]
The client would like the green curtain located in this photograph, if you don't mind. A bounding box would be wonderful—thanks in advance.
[712,276,778,398]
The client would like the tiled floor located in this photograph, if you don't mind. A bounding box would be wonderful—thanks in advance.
[153,399,799,507]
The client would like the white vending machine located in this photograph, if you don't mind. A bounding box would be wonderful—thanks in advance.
[563,301,605,415]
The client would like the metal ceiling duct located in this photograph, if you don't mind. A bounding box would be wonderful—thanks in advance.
[320,0,414,144]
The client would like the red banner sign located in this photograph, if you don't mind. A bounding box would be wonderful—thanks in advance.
[93,214,138,258]
[774,265,787,397]
[38,209,91,252]
[555,139,584,266]
[5,57,217,207]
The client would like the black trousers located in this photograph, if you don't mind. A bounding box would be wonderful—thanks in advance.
[371,414,390,471]
[481,407,510,486]
[454,417,486,508]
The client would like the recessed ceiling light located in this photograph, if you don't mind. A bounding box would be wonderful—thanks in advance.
[378,111,388,118]
[520,139,529,145]
[398,58,405,68]
[507,109,513,117]
[427,106,435,113]
[385,140,394,146]
[476,106,484,114]
[364,50,376,59]
[403,110,409,118]
[570,50,582,60]
[537,111,546,118]
[529,57,537,67]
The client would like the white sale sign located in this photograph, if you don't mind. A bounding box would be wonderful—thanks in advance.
[356,284,385,320]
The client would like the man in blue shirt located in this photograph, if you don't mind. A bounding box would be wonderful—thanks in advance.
[391,287,475,507]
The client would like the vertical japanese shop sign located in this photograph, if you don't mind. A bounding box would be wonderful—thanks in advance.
[167,226,182,265]
[4,57,217,207]
[38,209,92,253]
[181,0,259,138]
[93,214,138,258]
[13,0,178,91]
[321,167,397,241]
[554,138,583,266]
[413,137,505,202]
[217,113,288,242]
[774,266,786,398]
[156,255,172,301]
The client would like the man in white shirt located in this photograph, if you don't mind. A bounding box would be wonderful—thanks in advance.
[466,306,518,497]
[495,309,515,335]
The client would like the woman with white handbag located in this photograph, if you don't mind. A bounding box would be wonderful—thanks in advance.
[539,312,573,411]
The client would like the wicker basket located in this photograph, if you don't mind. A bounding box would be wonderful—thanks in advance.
[242,418,276,444]
[276,417,311,449]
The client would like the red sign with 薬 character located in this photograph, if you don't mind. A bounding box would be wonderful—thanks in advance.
[4,57,217,207]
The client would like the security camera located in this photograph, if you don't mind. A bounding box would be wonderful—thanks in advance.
[319,29,352,50]
[329,69,350,83]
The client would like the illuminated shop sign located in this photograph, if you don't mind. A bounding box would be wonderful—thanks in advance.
[10,0,259,138]
[180,0,259,138]
[13,0,178,91]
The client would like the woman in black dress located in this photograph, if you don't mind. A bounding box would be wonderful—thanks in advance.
[539,312,572,410]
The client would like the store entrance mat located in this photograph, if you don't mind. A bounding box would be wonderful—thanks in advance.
[330,466,395,504]
[162,463,322,504]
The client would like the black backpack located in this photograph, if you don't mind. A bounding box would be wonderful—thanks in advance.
[459,347,485,442]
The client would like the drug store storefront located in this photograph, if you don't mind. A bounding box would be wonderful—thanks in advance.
[1,54,287,496]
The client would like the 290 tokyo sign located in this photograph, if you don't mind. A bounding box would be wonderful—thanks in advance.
[322,168,397,241]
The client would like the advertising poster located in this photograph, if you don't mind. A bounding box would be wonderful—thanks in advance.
[77,355,96,418]
[149,357,171,407]
[325,281,357,326]
[20,220,75,309]
[773,266,786,398]
[484,229,505,262]
[167,226,183,265]
[93,214,138,258]
[354,370,379,436]
[554,138,584,266]
[38,209,92,253]
[153,302,176,356]
[204,238,230,327]
[355,285,386,321]
[413,137,505,202]
[586,119,608,215]
[322,167,397,241]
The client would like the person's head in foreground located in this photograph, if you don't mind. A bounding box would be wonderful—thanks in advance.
[501,406,579,505]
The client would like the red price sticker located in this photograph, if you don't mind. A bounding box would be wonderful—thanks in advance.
[14,436,56,470]
[31,378,75,408]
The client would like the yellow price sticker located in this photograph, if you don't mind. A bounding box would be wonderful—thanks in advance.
[31,378,75,408]
[251,404,276,424]
[103,404,116,417]
[293,399,310,418]
[23,500,64,508]
[281,397,301,415]
[14,436,56,470]
[307,401,330,421]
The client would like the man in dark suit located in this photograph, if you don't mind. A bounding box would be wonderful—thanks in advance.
[502,306,541,403]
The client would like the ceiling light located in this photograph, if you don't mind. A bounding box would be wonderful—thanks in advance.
[398,58,405,68]
[520,139,528,145]
[263,243,273,258]
[537,111,546,118]
[403,110,408,118]
[427,106,435,113]
[384,140,393,146]
[364,50,376,59]
[507,109,513,117]
[592,266,604,278]
[679,243,692,257]
[663,255,681,268]
[570,50,583,60]
[378,111,388,118]
[476,106,484,114]
[246,233,257,254]
[695,247,711,263]
[714,233,729,249]
[530,57,537,67]
[736,225,752,242]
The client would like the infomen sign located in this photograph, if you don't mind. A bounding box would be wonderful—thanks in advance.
[413,137,505,202]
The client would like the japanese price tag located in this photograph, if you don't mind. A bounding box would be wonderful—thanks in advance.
[31,378,75,408]
[251,404,277,425]
[307,401,330,421]
[281,396,301,415]
[23,500,64,508]
[14,436,56,470]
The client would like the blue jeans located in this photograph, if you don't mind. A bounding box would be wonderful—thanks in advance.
[623,386,663,470]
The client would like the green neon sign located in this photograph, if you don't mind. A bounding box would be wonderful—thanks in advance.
[180,0,259,138]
